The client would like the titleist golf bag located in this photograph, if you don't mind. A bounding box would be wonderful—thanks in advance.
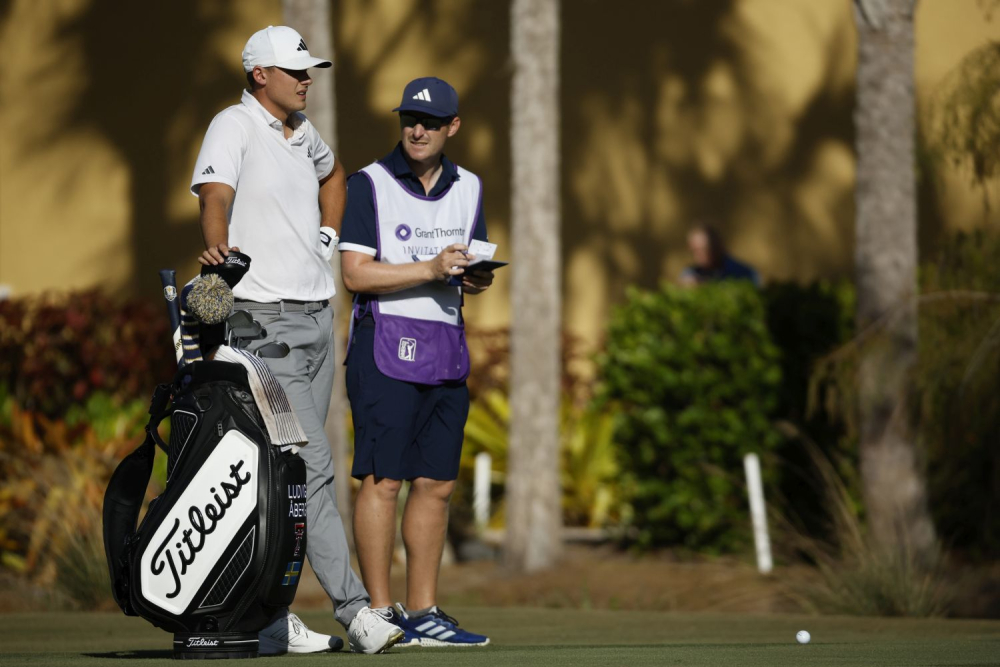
[103,360,308,659]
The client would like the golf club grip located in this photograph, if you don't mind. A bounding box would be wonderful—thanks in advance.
[159,269,183,366]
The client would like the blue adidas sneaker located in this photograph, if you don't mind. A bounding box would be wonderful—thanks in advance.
[377,606,421,647]
[393,604,490,647]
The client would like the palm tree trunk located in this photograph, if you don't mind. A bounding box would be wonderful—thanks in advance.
[284,0,336,143]
[283,0,353,541]
[853,0,935,559]
[505,0,563,572]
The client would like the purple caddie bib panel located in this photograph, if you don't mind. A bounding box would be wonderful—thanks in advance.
[372,304,470,385]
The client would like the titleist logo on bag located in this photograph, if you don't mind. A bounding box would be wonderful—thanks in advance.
[140,431,259,615]
[186,637,220,648]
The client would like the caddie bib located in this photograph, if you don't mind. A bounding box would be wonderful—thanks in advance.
[356,162,482,385]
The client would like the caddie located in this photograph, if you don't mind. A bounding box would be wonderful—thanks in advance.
[339,76,493,647]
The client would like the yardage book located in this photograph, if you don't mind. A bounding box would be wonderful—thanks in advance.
[468,259,508,272]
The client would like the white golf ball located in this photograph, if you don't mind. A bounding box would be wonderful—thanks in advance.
[796,630,811,644]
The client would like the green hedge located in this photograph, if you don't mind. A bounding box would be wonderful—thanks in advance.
[597,282,782,551]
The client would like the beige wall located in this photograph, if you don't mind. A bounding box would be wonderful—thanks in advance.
[1,0,997,350]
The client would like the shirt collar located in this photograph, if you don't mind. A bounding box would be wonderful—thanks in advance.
[241,90,305,135]
[383,142,459,187]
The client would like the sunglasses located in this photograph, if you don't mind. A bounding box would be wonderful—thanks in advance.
[399,113,453,131]
[275,67,311,82]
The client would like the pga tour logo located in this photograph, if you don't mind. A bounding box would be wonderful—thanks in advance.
[140,431,259,615]
[398,337,417,362]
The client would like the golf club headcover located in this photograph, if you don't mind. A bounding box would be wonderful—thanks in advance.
[185,274,234,325]
[201,250,251,289]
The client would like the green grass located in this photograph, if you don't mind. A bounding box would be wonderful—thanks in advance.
[2,608,999,666]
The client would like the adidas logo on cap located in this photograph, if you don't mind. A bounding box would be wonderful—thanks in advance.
[393,77,458,117]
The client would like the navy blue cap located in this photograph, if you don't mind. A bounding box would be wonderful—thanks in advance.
[392,77,459,118]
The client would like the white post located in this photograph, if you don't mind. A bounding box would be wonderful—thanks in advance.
[473,452,492,530]
[743,453,773,574]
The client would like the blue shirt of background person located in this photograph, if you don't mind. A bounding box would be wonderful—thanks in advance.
[680,224,760,287]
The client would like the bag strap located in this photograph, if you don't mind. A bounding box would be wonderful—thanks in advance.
[102,382,172,614]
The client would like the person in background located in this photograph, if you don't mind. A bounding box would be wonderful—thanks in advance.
[680,223,760,287]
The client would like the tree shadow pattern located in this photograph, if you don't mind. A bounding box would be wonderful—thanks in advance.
[52,1,245,295]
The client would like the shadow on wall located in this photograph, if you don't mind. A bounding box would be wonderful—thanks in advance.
[561,0,859,343]
[920,39,1000,255]
[51,1,247,295]
[18,0,983,320]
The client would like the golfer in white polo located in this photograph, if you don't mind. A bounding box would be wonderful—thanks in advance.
[191,25,404,655]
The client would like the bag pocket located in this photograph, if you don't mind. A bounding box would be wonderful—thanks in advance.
[259,451,308,609]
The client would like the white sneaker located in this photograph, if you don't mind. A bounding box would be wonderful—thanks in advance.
[258,610,343,655]
[347,606,405,654]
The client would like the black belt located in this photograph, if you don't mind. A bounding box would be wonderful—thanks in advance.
[235,299,329,314]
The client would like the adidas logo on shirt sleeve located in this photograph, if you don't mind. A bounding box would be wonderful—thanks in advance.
[202,166,215,175]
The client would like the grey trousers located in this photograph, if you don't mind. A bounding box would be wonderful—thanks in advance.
[238,302,369,629]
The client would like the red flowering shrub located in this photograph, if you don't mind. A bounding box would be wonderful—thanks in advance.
[0,290,175,417]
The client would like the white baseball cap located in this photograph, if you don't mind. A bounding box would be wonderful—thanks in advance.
[242,26,332,73]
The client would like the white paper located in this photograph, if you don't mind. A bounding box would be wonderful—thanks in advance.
[468,240,497,264]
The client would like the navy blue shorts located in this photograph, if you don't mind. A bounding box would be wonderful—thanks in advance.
[346,320,470,481]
